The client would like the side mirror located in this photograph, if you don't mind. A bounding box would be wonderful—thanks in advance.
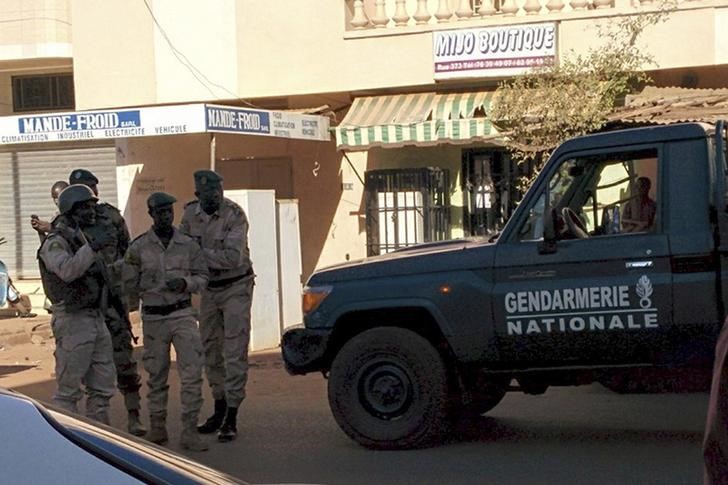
[538,208,557,254]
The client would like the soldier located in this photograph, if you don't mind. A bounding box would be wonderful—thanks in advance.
[30,180,69,240]
[32,180,69,314]
[68,168,146,436]
[180,170,254,442]
[123,192,209,451]
[38,184,116,423]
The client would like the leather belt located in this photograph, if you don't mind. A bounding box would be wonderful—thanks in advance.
[208,269,253,289]
[143,298,192,316]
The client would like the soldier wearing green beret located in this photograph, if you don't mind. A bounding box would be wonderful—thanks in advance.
[181,169,255,443]
[68,168,146,436]
[123,192,209,451]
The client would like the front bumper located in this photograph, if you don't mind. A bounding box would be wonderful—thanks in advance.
[280,326,331,375]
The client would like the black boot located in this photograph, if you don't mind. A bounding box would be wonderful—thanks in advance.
[197,398,227,434]
[217,407,238,442]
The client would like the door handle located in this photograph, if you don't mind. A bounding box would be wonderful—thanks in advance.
[626,261,653,269]
[509,270,557,280]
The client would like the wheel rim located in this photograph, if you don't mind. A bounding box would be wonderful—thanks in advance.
[358,359,414,420]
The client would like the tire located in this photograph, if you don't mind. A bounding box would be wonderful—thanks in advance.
[328,327,451,449]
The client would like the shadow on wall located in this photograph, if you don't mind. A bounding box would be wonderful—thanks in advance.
[289,139,344,281]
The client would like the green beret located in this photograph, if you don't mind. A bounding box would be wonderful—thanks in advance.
[194,170,223,188]
[69,169,99,185]
[147,192,177,209]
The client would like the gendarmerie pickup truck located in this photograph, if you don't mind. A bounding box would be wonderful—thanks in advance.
[282,121,728,449]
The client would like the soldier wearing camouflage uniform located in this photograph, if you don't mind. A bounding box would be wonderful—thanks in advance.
[38,184,116,423]
[181,170,255,443]
[123,192,209,451]
[69,169,146,436]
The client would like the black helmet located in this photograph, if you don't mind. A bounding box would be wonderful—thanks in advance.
[58,185,98,215]
[51,180,69,199]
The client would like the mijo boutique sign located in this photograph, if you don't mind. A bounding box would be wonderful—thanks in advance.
[433,22,556,80]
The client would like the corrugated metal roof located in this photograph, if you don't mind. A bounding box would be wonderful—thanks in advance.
[609,86,728,125]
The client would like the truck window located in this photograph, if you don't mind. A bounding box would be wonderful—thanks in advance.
[517,149,658,241]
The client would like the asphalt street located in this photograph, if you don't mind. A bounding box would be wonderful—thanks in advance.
[1,344,710,485]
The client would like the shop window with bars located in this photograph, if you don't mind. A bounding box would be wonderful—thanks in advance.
[12,74,75,112]
[462,149,521,236]
[364,168,451,256]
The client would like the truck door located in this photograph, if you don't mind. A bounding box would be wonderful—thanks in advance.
[492,147,672,366]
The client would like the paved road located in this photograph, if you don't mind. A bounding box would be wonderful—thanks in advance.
[3,346,710,485]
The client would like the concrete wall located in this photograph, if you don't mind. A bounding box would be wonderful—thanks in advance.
[115,133,210,236]
[560,7,721,71]
[64,1,728,108]
[0,0,72,60]
[70,0,157,109]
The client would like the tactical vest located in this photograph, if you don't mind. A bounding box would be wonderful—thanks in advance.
[38,234,102,312]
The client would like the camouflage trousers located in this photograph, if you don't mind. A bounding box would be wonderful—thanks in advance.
[199,276,254,408]
[105,307,142,412]
[51,308,116,424]
[142,314,204,423]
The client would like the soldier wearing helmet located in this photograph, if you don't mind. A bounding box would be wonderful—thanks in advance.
[66,168,146,437]
[38,184,117,424]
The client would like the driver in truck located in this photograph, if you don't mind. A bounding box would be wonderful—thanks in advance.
[621,176,656,233]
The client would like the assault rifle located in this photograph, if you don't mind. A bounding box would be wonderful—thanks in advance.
[76,229,139,344]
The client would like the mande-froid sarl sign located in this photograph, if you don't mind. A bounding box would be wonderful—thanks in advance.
[204,104,329,140]
[433,22,556,80]
[0,103,330,145]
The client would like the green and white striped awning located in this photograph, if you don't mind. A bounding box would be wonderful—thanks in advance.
[334,91,499,150]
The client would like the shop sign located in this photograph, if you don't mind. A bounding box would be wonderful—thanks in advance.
[0,104,206,145]
[205,104,329,141]
[0,103,330,145]
[433,22,556,80]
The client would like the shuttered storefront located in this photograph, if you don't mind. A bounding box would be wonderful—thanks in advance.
[0,145,117,279]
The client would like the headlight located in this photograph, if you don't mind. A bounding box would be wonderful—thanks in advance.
[302,285,332,316]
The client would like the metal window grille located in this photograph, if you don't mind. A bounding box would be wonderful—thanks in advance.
[462,150,521,236]
[12,74,75,112]
[364,168,451,256]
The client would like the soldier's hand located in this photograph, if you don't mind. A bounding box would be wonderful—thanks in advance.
[30,216,51,233]
[165,278,187,293]
[89,232,115,252]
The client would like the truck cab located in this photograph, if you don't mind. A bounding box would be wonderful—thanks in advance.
[282,122,728,449]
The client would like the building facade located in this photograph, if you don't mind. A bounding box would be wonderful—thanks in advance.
[1,0,727,338]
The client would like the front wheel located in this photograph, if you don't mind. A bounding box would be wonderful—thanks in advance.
[328,327,451,449]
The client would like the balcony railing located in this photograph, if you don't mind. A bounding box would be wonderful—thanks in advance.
[345,0,707,33]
